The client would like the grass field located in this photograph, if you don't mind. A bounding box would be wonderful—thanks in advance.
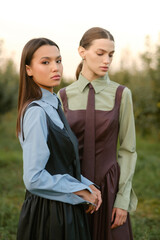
[0,109,160,240]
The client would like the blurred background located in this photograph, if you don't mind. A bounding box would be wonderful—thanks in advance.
[0,0,160,239]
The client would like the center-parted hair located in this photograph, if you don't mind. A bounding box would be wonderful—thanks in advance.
[76,27,114,79]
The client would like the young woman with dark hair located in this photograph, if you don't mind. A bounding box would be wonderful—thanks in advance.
[58,27,138,240]
[16,37,101,240]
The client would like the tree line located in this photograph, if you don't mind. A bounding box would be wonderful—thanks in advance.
[0,36,159,139]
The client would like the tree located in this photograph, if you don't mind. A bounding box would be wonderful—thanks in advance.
[0,40,19,114]
[110,34,160,139]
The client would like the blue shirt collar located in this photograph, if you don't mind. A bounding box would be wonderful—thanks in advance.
[41,88,59,109]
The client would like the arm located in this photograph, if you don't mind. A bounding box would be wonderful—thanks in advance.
[21,106,93,205]
[111,88,138,228]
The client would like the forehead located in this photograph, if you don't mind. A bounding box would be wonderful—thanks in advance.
[33,45,60,59]
[90,38,115,51]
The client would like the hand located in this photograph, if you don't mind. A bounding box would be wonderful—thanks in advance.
[85,185,102,214]
[89,184,102,211]
[111,208,127,229]
[73,189,98,207]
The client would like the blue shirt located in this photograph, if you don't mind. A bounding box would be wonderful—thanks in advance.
[19,88,93,205]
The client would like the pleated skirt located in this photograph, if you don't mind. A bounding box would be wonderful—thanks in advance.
[17,191,91,240]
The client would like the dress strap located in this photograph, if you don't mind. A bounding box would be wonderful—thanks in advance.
[59,88,68,113]
[114,85,125,110]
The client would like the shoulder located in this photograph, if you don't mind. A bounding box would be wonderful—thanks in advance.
[119,87,133,109]
[122,86,132,100]
[109,79,120,88]
[23,104,47,134]
[109,79,132,97]
[20,102,48,142]
[24,102,46,124]
[107,80,120,94]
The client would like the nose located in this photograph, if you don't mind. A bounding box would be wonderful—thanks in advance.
[103,55,110,65]
[51,62,58,72]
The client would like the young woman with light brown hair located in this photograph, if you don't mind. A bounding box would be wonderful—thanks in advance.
[58,27,138,240]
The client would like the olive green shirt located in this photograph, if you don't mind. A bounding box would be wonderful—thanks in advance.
[58,73,138,212]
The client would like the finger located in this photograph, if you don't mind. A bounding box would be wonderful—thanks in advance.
[95,195,101,210]
[124,214,127,222]
[122,216,127,225]
[90,206,96,214]
[119,212,127,225]
[111,219,119,229]
[85,205,93,213]
[113,213,122,227]
[96,197,102,210]
[116,215,127,226]
[111,208,116,222]
[111,223,118,229]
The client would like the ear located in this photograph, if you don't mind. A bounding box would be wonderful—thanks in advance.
[78,46,86,60]
[26,65,32,77]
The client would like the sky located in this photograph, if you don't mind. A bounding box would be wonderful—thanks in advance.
[0,0,159,79]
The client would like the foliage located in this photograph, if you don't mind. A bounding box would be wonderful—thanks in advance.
[0,34,160,138]
[110,35,160,139]
[0,41,19,114]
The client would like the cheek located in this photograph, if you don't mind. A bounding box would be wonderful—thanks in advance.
[59,65,63,74]
[32,65,44,75]
[87,54,98,65]
[109,58,113,64]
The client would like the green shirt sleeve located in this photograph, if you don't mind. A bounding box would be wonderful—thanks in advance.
[113,87,138,212]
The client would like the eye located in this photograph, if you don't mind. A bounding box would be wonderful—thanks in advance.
[109,54,114,58]
[97,53,103,56]
[42,61,49,65]
[57,59,62,63]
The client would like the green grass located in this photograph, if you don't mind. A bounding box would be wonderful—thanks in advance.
[0,110,24,240]
[131,136,160,239]
[0,109,160,239]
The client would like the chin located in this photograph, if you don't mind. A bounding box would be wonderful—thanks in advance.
[99,72,107,77]
[53,82,61,87]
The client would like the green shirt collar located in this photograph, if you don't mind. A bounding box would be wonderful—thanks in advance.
[78,73,110,93]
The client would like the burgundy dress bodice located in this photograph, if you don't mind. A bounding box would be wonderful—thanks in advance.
[60,85,124,185]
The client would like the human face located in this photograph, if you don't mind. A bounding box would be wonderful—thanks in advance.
[80,38,115,81]
[26,45,63,92]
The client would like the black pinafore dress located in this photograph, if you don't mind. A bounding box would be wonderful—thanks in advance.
[59,86,133,240]
[17,103,91,240]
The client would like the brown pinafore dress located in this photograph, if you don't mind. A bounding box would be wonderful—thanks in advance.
[59,85,134,240]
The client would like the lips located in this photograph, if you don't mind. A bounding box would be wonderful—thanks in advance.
[51,75,61,80]
[100,66,109,71]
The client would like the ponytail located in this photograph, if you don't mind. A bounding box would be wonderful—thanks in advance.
[76,61,83,80]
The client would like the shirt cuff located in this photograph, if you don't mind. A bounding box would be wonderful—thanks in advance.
[113,187,138,212]
[113,193,130,211]
[81,175,93,186]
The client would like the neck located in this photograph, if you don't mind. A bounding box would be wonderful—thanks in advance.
[81,71,99,82]
[40,86,54,93]
[81,64,102,81]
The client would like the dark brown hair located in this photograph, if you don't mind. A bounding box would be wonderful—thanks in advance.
[76,27,114,79]
[16,38,59,136]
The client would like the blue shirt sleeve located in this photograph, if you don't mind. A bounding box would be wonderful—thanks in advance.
[81,175,93,186]
[20,106,92,205]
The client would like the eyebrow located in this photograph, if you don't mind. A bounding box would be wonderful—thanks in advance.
[40,55,61,60]
[96,49,115,53]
